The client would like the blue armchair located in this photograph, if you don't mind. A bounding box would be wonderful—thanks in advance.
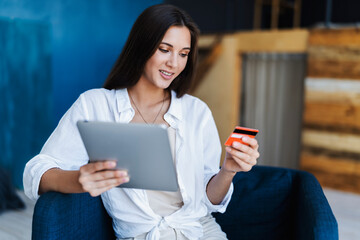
[32,166,338,240]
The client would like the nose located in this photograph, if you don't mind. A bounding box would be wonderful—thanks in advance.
[166,53,178,68]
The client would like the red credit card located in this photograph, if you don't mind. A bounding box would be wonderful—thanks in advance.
[224,126,259,146]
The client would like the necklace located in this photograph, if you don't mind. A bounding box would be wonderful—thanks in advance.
[129,91,166,125]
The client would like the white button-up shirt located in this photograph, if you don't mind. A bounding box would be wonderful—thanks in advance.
[23,88,233,240]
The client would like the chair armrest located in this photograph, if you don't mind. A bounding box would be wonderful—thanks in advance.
[294,171,338,240]
[214,166,297,239]
[213,166,338,240]
[32,192,114,240]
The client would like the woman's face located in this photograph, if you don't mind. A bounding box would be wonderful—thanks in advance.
[140,26,191,90]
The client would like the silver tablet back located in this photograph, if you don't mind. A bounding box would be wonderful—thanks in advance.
[77,121,178,192]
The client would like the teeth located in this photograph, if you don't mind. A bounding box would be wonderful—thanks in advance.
[160,70,172,76]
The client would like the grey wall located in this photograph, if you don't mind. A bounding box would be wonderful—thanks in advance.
[241,53,306,169]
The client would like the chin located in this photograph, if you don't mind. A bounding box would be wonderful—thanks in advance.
[155,81,173,90]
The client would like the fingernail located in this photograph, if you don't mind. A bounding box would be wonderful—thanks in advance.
[225,147,231,152]
[124,177,130,182]
[115,171,125,177]
[108,161,116,167]
[242,137,248,142]
[233,141,241,148]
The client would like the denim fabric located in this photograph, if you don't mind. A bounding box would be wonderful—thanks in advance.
[32,192,114,240]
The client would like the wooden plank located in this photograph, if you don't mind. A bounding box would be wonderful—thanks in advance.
[304,78,360,130]
[200,30,309,53]
[235,29,309,52]
[308,29,360,79]
[300,151,360,176]
[305,78,360,96]
[306,90,360,103]
[253,0,263,30]
[271,0,280,29]
[308,45,360,61]
[302,130,360,154]
[308,170,360,194]
[307,59,360,79]
[198,34,218,48]
[309,28,360,47]
[300,151,360,193]
[293,0,301,28]
[303,101,360,131]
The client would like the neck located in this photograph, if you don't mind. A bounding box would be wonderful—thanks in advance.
[128,81,171,125]
[128,80,168,107]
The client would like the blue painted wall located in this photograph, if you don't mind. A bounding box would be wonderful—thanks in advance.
[0,0,163,188]
[0,0,163,122]
[0,18,52,188]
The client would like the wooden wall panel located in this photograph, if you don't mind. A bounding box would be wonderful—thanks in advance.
[301,28,360,193]
[304,78,360,131]
[301,151,360,193]
[235,30,309,52]
[301,152,360,176]
[304,101,360,131]
[308,59,360,79]
[308,29,360,47]
[302,130,360,154]
[307,29,360,79]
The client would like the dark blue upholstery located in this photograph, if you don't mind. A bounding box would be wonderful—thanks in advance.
[32,166,338,240]
[213,166,338,240]
[32,191,114,239]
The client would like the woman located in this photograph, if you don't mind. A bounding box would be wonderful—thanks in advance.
[24,4,259,240]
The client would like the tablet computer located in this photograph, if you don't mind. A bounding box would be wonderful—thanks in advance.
[77,121,178,192]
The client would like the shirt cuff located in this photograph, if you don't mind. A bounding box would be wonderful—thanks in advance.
[203,174,234,213]
[23,155,60,201]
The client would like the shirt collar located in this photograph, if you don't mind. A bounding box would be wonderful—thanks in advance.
[115,88,133,113]
[166,90,182,122]
[115,88,183,122]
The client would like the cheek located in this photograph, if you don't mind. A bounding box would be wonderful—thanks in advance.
[179,58,188,72]
[145,60,159,76]
[143,64,152,77]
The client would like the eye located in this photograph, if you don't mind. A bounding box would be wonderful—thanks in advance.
[159,48,169,53]
[180,53,189,58]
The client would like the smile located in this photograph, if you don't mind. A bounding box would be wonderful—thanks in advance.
[160,70,174,76]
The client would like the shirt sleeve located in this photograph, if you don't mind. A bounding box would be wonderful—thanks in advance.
[201,107,234,213]
[23,94,89,200]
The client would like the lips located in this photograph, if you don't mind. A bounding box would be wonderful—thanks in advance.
[159,70,174,80]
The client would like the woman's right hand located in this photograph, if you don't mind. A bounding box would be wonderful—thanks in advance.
[79,160,129,197]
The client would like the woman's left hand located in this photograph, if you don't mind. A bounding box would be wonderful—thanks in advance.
[222,137,260,173]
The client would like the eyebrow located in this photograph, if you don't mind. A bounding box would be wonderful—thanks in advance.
[161,42,191,50]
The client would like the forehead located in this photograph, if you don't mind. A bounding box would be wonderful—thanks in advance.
[161,26,191,48]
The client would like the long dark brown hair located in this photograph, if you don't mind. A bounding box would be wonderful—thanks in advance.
[103,4,199,98]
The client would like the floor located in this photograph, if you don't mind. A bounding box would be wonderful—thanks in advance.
[0,188,359,239]
[0,191,35,240]
[323,188,360,240]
